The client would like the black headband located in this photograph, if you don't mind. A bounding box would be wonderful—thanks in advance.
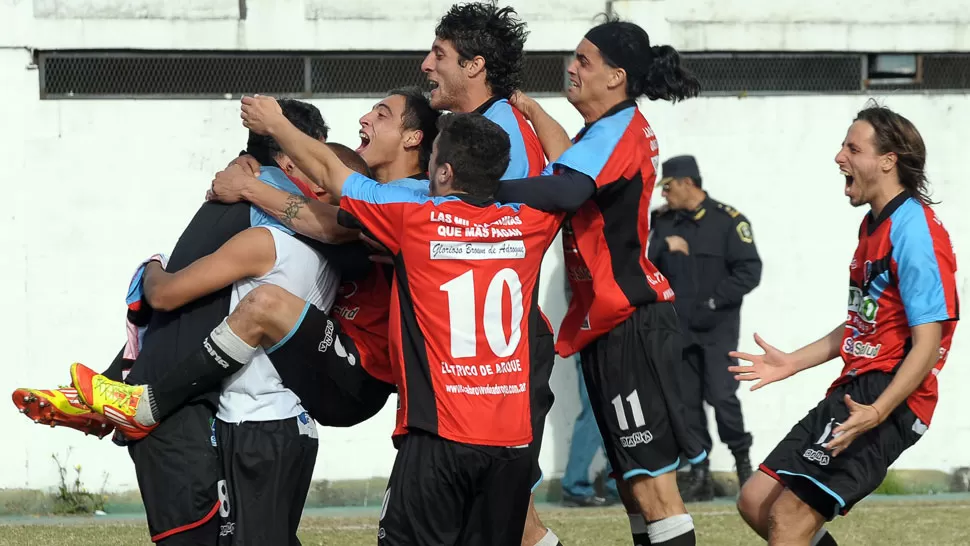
[585,24,652,82]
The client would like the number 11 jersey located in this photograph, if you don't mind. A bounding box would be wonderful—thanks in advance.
[338,173,564,447]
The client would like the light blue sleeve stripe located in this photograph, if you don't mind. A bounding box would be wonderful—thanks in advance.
[483,99,530,180]
[344,172,460,207]
[386,177,431,195]
[542,106,635,179]
[889,199,950,326]
[266,301,312,354]
[249,167,297,235]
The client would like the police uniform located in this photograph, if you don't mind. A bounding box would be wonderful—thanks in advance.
[649,156,762,497]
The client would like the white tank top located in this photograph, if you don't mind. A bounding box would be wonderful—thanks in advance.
[217,226,338,423]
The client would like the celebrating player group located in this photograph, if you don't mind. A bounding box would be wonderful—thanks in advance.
[12,2,958,546]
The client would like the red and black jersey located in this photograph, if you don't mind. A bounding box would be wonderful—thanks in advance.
[832,192,958,425]
[477,96,546,179]
[331,264,394,385]
[545,100,673,356]
[338,173,564,447]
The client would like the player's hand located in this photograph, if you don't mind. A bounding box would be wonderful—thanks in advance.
[228,154,261,177]
[728,333,798,391]
[824,395,882,457]
[509,91,537,119]
[665,235,689,255]
[209,164,257,204]
[241,95,284,136]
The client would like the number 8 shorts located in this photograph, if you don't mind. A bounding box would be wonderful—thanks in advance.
[579,302,707,480]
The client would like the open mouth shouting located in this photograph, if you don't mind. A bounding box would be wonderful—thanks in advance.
[356,130,371,154]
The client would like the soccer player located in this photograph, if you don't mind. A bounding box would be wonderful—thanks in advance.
[241,94,572,545]
[422,6,561,541]
[26,100,334,545]
[74,130,344,543]
[731,104,958,546]
[76,89,442,437]
[512,17,705,546]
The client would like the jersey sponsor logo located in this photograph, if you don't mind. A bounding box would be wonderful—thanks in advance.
[847,287,879,334]
[203,338,230,369]
[843,338,882,358]
[430,240,526,260]
[619,430,653,449]
[332,304,360,320]
[444,382,527,395]
[318,321,335,353]
[209,418,217,447]
[736,221,753,243]
[220,522,236,537]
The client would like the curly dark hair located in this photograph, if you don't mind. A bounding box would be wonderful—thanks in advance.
[435,113,509,199]
[435,2,529,99]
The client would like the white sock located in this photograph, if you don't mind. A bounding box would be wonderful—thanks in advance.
[534,528,560,546]
[210,318,257,364]
[648,514,694,544]
[133,386,156,426]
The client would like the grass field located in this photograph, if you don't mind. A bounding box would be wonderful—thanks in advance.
[1,498,969,546]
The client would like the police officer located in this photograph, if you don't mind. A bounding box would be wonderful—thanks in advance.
[649,155,762,501]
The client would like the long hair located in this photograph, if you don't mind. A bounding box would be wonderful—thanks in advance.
[588,15,700,103]
[855,100,934,204]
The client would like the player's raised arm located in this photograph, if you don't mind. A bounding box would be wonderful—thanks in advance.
[209,164,356,243]
[241,95,354,198]
[510,91,572,162]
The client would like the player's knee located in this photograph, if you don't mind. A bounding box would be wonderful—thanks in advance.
[736,484,763,528]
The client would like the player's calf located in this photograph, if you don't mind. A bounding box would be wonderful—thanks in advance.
[625,473,695,546]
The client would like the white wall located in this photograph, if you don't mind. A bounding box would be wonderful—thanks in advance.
[3,0,970,491]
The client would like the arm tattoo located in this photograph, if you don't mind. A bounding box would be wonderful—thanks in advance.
[281,194,310,228]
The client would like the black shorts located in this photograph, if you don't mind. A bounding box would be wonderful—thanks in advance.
[761,371,924,520]
[581,302,706,481]
[529,323,556,492]
[127,402,222,544]
[215,412,319,545]
[268,302,394,427]
[378,430,532,546]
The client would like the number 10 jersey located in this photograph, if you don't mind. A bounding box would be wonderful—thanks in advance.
[338,173,564,447]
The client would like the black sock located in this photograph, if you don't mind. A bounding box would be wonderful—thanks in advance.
[100,346,132,382]
[814,530,838,546]
[149,319,255,421]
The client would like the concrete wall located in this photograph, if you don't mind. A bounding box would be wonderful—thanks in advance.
[2,0,970,491]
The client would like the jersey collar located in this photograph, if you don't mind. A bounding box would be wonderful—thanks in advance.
[866,191,911,235]
[575,99,637,141]
[473,96,505,115]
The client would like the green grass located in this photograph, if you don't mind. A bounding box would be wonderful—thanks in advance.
[1,499,969,546]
